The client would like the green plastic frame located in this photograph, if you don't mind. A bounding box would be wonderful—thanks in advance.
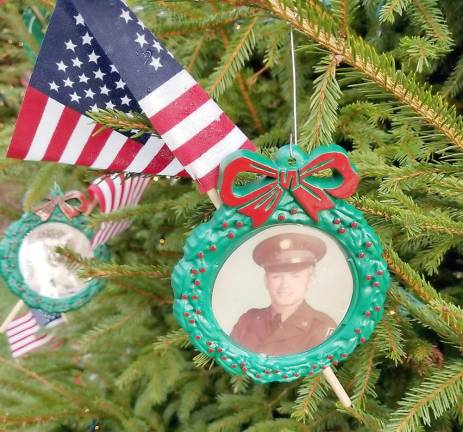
[0,206,109,313]
[172,145,389,383]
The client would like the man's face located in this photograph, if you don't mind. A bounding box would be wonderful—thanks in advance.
[265,267,313,308]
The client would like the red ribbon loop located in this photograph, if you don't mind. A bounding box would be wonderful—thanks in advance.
[34,191,89,222]
[220,149,359,227]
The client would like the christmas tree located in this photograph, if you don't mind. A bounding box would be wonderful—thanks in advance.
[1,0,463,431]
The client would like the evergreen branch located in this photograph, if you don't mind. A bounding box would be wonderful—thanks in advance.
[385,360,463,432]
[208,16,259,98]
[291,374,328,422]
[187,35,205,72]
[260,0,463,152]
[152,329,190,354]
[442,54,463,98]
[376,312,407,365]
[340,405,384,431]
[300,53,342,149]
[111,279,173,303]
[23,164,62,212]
[351,338,380,406]
[86,108,156,139]
[80,262,170,279]
[379,0,412,23]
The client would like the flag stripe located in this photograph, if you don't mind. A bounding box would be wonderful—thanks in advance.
[138,69,196,118]
[26,97,65,160]
[107,139,145,172]
[12,334,54,358]
[8,86,48,159]
[43,106,82,161]
[6,312,33,330]
[91,131,131,170]
[59,116,96,164]
[6,318,37,338]
[9,324,40,345]
[75,126,113,166]
[151,84,210,135]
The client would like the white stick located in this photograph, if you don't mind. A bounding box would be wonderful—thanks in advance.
[323,367,352,407]
[207,189,222,209]
[0,300,24,333]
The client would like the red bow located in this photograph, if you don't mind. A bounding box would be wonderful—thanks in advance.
[34,191,88,222]
[220,149,359,227]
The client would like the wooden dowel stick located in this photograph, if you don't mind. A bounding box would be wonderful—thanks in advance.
[323,367,352,407]
[207,189,222,209]
[0,300,24,333]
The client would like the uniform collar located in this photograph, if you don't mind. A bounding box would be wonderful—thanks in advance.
[270,301,315,332]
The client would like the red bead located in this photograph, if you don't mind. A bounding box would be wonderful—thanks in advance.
[290,208,298,215]
[221,356,227,361]
[256,374,261,378]
[333,218,341,224]
[189,319,195,324]
[366,241,373,248]
[328,355,334,360]
[359,252,365,258]
[217,348,223,353]
[278,214,285,221]
[293,373,299,377]
[373,282,380,287]
[366,275,372,281]
[274,370,280,374]
[351,221,358,228]
[197,252,204,259]
[355,328,361,334]
[206,341,212,346]
[191,269,198,275]
[209,245,217,252]
[208,348,214,353]
[283,374,289,379]
[196,310,201,315]
[235,221,243,228]
[309,371,314,376]
[242,367,247,372]
[192,295,198,300]
[365,311,372,317]
[181,294,188,300]
[222,222,229,228]
[227,232,235,239]
[338,227,346,234]
[312,364,317,369]
[374,306,381,311]
[360,337,366,344]
[265,370,270,375]
[322,365,327,369]
[195,335,201,340]
[194,280,200,286]
[199,267,206,273]
[341,353,348,358]
[232,364,237,369]
[184,312,190,317]
[376,270,384,275]
[333,361,338,366]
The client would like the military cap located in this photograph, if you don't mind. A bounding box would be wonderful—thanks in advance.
[253,233,326,272]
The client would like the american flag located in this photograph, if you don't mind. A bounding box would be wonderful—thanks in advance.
[88,173,151,248]
[8,0,255,193]
[5,309,63,359]
[8,0,187,179]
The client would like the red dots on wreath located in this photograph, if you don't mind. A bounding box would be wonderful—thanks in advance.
[209,245,217,252]
[366,275,373,281]
[278,214,286,222]
[358,252,366,258]
[181,294,188,300]
[312,364,318,370]
[221,356,227,361]
[191,269,198,275]
[283,374,289,379]
[293,372,299,377]
[222,222,229,229]
[197,252,204,259]
[350,221,358,228]
[341,353,348,358]
[373,281,380,287]
[290,208,298,215]
[231,364,237,369]
[194,280,200,286]
[355,328,361,334]
[242,367,248,373]
[184,312,190,317]
[235,221,243,228]
[365,311,372,317]
[192,295,198,300]
[366,241,373,248]
[333,360,339,366]
[208,348,214,353]
[360,337,367,344]
[256,373,261,379]
[374,305,381,311]
[338,227,346,234]
[227,232,235,239]
[189,319,195,324]
[195,310,202,315]
[327,355,334,360]
[376,270,384,276]
[195,335,201,340]
[217,348,223,353]
[333,218,341,225]
[199,267,206,273]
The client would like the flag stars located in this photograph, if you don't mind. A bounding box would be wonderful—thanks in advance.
[135,33,147,48]
[88,51,100,64]
[105,101,116,109]
[82,32,93,45]
[120,9,133,23]
[110,65,118,73]
[120,95,131,106]
[94,69,106,80]
[137,20,146,30]
[63,77,74,88]
[152,40,163,52]
[84,88,95,99]
[56,61,68,72]
[71,57,83,68]
[100,84,111,96]
[79,73,90,84]
[70,92,81,103]
[115,78,125,89]
[49,81,59,92]
[65,39,77,52]
[149,57,162,71]
[90,103,99,112]
[74,14,85,26]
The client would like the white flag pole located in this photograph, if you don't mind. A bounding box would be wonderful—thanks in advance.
[0,300,24,333]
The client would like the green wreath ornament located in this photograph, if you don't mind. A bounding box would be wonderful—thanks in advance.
[172,145,390,383]
[0,188,109,313]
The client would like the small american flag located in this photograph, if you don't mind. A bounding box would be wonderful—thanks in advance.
[8,0,187,179]
[88,174,152,248]
[6,309,63,359]
[8,0,255,192]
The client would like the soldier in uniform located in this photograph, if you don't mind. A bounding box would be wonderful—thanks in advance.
[230,233,336,356]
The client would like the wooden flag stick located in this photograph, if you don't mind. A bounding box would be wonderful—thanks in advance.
[0,300,24,333]
[206,187,352,407]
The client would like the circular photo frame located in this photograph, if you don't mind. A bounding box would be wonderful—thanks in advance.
[0,203,109,313]
[172,145,389,383]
